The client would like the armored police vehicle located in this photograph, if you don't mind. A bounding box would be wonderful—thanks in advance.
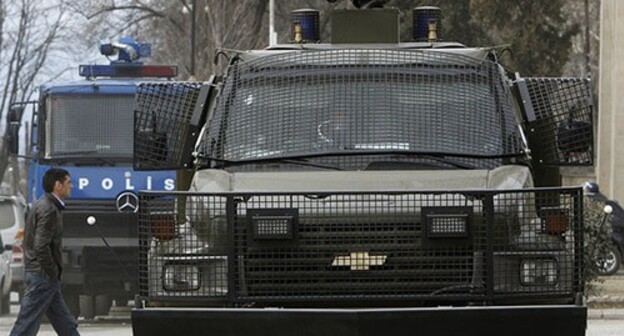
[16,37,177,318]
[131,3,594,335]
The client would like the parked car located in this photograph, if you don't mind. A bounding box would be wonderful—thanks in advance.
[0,234,12,314]
[0,195,26,295]
[584,182,624,276]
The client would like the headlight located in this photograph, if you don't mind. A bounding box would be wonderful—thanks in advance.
[428,214,468,237]
[162,264,200,291]
[248,208,298,241]
[423,206,472,239]
[520,259,558,286]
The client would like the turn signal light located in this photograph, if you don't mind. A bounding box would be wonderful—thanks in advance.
[540,208,568,235]
[151,214,176,241]
[14,228,24,240]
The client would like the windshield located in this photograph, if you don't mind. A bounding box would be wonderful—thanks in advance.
[203,49,523,170]
[45,94,134,159]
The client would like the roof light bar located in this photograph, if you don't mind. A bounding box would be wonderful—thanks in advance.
[78,64,178,78]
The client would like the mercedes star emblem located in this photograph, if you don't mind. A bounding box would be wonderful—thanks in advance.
[116,191,139,213]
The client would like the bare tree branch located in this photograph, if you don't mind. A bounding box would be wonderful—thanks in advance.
[85,4,185,32]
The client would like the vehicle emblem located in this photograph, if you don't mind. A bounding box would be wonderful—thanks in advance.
[116,191,139,213]
[331,252,387,271]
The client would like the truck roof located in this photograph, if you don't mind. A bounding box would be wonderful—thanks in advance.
[236,43,496,63]
[40,78,169,95]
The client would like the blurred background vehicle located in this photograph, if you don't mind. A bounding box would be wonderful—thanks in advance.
[0,195,26,296]
[584,182,624,276]
[0,233,12,315]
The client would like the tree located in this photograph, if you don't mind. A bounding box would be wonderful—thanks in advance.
[470,0,578,76]
[0,0,75,194]
[563,0,600,79]
[73,0,581,78]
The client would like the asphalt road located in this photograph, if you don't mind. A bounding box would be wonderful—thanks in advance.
[0,294,132,335]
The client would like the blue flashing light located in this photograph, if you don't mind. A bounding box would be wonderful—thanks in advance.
[79,64,178,78]
[291,9,320,43]
[413,6,442,42]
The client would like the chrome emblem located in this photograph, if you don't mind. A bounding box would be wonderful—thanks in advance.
[116,191,139,213]
[331,252,387,271]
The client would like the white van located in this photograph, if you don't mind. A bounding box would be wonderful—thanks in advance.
[0,194,26,295]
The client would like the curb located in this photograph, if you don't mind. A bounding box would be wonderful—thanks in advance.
[587,295,624,309]
[587,308,624,320]
[587,295,624,319]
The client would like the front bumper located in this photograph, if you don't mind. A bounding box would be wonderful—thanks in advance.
[132,305,587,336]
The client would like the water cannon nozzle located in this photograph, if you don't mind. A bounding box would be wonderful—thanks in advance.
[99,37,152,63]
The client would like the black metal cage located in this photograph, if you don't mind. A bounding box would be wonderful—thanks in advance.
[516,77,594,166]
[134,81,212,170]
[138,188,584,307]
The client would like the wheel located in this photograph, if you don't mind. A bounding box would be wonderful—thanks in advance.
[79,295,95,319]
[597,244,622,276]
[114,298,129,307]
[63,288,80,319]
[0,291,9,315]
[95,295,112,316]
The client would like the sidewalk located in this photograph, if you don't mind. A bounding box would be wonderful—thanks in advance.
[587,274,624,319]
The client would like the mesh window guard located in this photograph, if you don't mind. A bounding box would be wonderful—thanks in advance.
[521,78,594,166]
[201,49,525,171]
[134,82,204,170]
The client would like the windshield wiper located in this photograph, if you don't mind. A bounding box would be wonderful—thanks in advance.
[54,150,99,155]
[196,149,526,171]
[50,154,117,167]
[197,154,343,170]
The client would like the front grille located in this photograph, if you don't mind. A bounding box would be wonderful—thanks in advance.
[139,188,584,306]
[83,246,138,274]
[65,199,118,212]
[240,218,475,299]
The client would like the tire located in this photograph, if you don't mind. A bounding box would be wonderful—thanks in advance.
[79,295,95,320]
[597,244,622,276]
[95,295,112,316]
[63,289,80,319]
[0,289,9,315]
[114,298,129,307]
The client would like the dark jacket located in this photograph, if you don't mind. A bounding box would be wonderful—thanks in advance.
[23,193,64,280]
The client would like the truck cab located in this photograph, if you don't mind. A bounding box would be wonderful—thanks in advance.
[21,37,178,318]
[131,5,593,336]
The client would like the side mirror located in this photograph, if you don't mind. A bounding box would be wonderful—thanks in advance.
[8,105,24,124]
[7,104,24,155]
[8,123,20,155]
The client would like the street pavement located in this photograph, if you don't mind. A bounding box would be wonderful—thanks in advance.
[0,270,621,335]
[0,293,132,335]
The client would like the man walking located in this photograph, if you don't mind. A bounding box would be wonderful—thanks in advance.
[11,168,80,336]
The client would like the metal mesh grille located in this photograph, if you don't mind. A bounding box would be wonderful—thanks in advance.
[525,78,593,165]
[134,82,203,170]
[201,50,524,170]
[138,188,584,306]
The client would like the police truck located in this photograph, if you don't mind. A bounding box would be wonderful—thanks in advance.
[131,3,593,335]
[16,37,177,318]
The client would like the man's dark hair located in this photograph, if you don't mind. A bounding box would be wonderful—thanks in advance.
[42,168,70,193]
